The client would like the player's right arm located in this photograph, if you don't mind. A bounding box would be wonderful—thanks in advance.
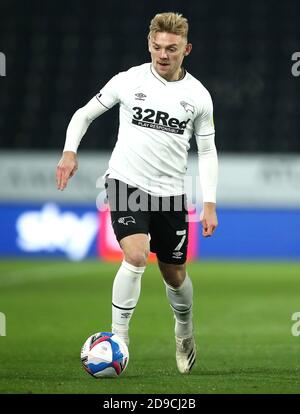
[56,73,123,190]
[56,98,107,190]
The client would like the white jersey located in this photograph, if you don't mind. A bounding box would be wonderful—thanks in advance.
[97,63,215,196]
[64,63,217,200]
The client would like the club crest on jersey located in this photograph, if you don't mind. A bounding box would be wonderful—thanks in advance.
[135,93,147,101]
[180,101,195,114]
[118,216,136,225]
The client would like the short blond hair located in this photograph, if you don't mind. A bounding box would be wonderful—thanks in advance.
[148,12,189,40]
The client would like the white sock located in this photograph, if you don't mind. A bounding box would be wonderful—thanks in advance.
[112,260,145,339]
[165,275,193,338]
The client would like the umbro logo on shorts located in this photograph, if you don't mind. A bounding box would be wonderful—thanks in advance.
[172,251,183,259]
[118,216,136,225]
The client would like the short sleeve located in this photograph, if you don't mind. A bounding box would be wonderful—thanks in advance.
[193,91,215,137]
[95,72,124,109]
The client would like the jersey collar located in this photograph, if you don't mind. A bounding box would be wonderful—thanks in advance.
[150,63,186,85]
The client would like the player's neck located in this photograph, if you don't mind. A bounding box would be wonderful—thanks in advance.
[177,67,185,81]
[166,67,184,82]
[153,64,185,82]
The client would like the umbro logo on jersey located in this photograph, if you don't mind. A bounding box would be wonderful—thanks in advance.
[135,93,147,101]
[180,101,195,114]
[118,216,136,225]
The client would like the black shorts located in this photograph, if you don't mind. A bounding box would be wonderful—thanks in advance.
[105,178,189,264]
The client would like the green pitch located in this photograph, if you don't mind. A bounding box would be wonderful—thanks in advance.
[0,260,300,394]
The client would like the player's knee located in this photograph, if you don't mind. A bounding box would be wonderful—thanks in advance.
[168,272,186,289]
[160,264,186,288]
[124,249,149,267]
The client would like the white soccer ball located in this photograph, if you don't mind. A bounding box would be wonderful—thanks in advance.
[80,332,129,378]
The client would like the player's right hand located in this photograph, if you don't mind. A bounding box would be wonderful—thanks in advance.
[56,151,78,191]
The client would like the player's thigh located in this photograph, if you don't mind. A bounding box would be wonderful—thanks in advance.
[150,206,188,265]
[105,177,150,242]
[105,177,150,266]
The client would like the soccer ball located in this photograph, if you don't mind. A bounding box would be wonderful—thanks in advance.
[80,332,129,378]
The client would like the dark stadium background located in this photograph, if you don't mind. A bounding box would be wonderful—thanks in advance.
[1,0,299,153]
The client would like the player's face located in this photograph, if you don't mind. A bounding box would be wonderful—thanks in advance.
[148,32,192,81]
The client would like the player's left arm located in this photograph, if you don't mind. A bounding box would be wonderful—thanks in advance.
[197,135,218,237]
[194,91,218,237]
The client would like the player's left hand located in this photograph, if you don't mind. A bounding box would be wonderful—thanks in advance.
[56,151,78,191]
[200,202,218,237]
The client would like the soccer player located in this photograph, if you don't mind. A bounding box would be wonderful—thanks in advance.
[56,12,218,374]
